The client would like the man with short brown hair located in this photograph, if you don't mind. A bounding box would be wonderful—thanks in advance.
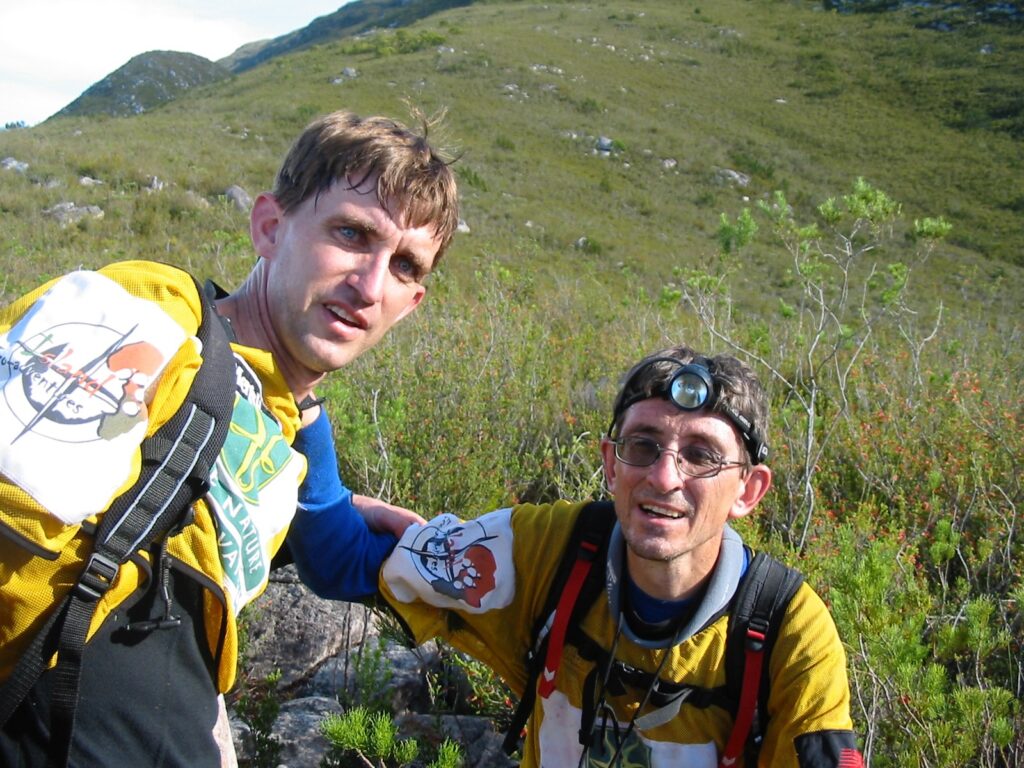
[0,109,457,767]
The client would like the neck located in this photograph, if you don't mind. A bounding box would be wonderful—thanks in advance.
[625,542,721,602]
[215,263,324,404]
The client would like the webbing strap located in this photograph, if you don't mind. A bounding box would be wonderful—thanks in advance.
[501,502,615,756]
[537,537,599,699]
[47,405,221,766]
[0,596,68,727]
[99,405,215,557]
[718,622,767,767]
[720,552,804,767]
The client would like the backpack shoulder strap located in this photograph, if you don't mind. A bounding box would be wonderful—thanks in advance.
[719,550,804,768]
[501,500,616,755]
[0,274,237,765]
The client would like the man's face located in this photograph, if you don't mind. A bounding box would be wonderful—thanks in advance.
[601,398,769,586]
[253,173,440,376]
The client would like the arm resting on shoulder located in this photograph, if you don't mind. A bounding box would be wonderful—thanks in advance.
[288,407,397,601]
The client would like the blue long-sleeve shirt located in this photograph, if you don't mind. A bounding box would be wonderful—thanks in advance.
[287,407,397,600]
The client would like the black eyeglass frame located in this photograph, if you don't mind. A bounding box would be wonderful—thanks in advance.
[609,356,769,465]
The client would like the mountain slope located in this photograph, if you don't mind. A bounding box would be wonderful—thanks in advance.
[218,0,474,73]
[56,52,229,119]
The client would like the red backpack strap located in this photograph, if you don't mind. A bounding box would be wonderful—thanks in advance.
[537,535,600,698]
[501,501,615,755]
[719,552,804,768]
[718,616,769,766]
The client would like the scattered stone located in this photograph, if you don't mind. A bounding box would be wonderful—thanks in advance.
[231,573,516,768]
[662,158,678,171]
[43,202,104,226]
[457,219,471,234]
[305,641,438,714]
[396,713,517,768]
[225,185,252,213]
[79,176,103,186]
[714,168,751,188]
[530,64,564,76]
[1,157,28,173]
[332,67,360,84]
[242,567,374,692]
[185,190,211,209]
[270,697,343,768]
[596,136,614,154]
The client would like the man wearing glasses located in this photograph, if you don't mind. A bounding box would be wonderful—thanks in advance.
[294,345,862,767]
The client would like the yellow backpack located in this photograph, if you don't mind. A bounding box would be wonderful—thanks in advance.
[0,273,236,765]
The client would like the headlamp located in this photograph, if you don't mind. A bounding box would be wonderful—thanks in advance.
[610,356,769,465]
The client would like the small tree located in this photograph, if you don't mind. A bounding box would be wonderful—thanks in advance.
[677,178,950,549]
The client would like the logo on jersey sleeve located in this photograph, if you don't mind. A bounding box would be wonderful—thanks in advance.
[385,511,515,611]
[0,271,185,523]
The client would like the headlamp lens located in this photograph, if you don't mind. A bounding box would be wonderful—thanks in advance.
[669,369,711,410]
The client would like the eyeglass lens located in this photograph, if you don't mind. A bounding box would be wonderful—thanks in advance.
[615,436,733,477]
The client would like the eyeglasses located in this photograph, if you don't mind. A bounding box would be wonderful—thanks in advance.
[611,435,747,479]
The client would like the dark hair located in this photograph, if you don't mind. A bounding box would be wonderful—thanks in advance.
[272,110,460,263]
[610,345,770,464]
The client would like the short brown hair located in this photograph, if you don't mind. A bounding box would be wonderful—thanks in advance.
[610,345,770,464]
[272,110,460,263]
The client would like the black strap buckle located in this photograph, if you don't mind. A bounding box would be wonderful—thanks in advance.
[746,616,770,652]
[75,552,120,601]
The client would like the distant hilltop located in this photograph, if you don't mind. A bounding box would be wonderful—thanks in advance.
[55,0,473,119]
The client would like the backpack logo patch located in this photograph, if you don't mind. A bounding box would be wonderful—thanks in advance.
[0,271,185,523]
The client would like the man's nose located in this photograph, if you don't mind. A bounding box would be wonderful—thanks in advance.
[348,250,390,304]
[647,449,685,491]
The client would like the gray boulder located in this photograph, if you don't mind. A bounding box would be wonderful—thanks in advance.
[225,185,252,212]
[43,202,104,226]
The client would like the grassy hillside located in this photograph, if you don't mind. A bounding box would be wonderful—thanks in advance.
[1,1,1021,763]
[1,0,1021,287]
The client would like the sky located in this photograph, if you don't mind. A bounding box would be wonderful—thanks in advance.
[0,0,351,127]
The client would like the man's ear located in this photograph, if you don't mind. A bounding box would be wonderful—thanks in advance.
[728,464,772,521]
[250,193,283,259]
[600,437,619,495]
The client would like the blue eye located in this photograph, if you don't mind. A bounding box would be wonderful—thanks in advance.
[393,255,427,282]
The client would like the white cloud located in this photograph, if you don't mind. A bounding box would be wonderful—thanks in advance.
[0,0,345,127]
